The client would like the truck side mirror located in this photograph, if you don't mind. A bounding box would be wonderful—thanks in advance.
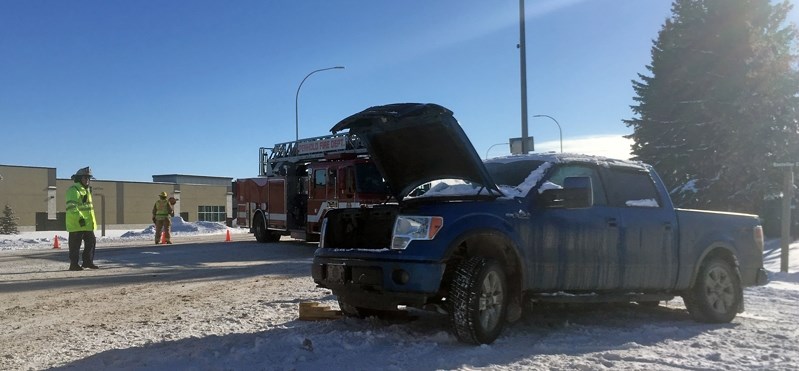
[540,176,593,209]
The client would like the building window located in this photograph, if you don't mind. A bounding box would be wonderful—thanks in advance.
[198,205,226,222]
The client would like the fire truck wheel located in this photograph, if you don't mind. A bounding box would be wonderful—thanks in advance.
[266,231,281,243]
[253,215,268,243]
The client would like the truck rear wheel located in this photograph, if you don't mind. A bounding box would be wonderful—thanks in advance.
[683,256,741,323]
[449,257,507,345]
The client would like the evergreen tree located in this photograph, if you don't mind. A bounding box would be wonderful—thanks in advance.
[0,204,20,235]
[625,0,799,213]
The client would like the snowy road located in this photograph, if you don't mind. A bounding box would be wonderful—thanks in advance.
[1,235,797,370]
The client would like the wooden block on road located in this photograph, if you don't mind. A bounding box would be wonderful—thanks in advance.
[299,301,342,321]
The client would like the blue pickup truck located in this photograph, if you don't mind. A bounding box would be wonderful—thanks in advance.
[311,103,768,344]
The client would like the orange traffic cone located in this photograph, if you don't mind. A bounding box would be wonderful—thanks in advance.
[53,235,60,249]
[160,232,166,244]
[225,229,231,242]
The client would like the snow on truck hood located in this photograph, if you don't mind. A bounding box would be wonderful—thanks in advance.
[330,103,501,202]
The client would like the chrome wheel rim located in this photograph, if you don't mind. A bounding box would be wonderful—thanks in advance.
[703,265,735,314]
[478,270,504,330]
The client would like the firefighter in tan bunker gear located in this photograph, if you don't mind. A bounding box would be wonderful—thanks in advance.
[152,191,175,244]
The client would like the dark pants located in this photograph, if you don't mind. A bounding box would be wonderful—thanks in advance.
[68,231,96,266]
[155,217,172,244]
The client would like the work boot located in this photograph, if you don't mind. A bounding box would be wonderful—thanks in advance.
[166,241,172,244]
[82,263,99,269]
[69,264,83,271]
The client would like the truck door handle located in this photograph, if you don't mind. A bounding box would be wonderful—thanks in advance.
[663,222,672,231]
[505,210,530,219]
[606,218,618,227]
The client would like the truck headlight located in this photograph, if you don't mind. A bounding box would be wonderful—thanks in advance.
[391,216,443,250]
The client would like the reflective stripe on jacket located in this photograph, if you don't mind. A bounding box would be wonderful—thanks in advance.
[65,182,96,232]
[153,199,173,220]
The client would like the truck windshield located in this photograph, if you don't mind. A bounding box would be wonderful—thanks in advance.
[355,163,389,194]
[485,160,546,187]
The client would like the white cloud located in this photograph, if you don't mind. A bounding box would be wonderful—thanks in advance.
[535,134,633,160]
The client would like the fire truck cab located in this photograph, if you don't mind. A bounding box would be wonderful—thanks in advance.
[235,133,390,243]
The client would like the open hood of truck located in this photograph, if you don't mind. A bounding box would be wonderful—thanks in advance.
[330,103,501,201]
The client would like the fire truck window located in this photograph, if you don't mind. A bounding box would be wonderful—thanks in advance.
[345,168,354,193]
[314,169,326,186]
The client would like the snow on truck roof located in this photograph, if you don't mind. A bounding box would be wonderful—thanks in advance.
[485,152,648,170]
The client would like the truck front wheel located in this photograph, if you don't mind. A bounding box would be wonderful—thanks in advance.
[252,215,280,243]
[253,215,268,243]
[449,257,508,345]
[683,256,741,323]
[253,215,281,243]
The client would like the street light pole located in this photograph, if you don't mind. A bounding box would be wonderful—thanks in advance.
[485,143,509,160]
[295,66,345,142]
[533,114,563,153]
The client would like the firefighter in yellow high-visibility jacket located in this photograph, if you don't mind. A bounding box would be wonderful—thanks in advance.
[65,167,98,271]
[152,191,174,244]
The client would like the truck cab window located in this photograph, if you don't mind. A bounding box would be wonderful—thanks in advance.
[344,167,354,194]
[605,168,661,207]
[314,169,326,187]
[544,165,607,206]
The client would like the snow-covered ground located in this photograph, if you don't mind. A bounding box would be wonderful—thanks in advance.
[0,220,797,370]
[0,217,247,251]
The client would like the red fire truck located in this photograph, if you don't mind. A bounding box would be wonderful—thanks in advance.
[235,133,390,243]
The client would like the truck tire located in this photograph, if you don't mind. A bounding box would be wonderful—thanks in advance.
[253,215,268,243]
[449,257,507,344]
[682,256,741,323]
[266,231,281,242]
[253,215,281,243]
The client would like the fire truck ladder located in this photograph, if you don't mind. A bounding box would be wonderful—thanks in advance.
[259,133,368,176]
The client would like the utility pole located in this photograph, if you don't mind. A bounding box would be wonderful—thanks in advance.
[773,162,797,273]
[518,0,530,154]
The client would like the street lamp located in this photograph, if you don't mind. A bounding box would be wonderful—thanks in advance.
[485,143,509,160]
[532,114,563,153]
[295,66,345,141]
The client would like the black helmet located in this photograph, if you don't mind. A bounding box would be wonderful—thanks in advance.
[72,167,94,181]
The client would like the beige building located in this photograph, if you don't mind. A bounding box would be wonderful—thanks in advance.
[0,164,233,232]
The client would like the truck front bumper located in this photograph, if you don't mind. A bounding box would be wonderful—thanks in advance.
[311,257,446,310]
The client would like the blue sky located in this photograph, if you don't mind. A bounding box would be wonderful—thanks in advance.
[1,1,795,182]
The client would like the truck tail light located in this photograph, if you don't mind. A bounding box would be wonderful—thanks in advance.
[753,225,764,254]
